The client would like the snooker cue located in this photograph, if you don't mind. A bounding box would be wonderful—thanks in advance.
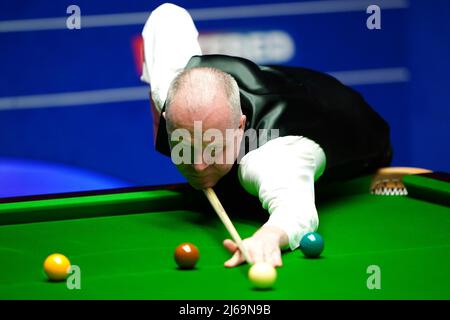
[203,187,252,264]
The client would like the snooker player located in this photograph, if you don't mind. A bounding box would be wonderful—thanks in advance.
[140,4,392,268]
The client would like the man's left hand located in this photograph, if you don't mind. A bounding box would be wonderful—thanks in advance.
[223,225,289,268]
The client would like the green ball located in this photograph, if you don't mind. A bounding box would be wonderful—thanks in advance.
[300,232,324,258]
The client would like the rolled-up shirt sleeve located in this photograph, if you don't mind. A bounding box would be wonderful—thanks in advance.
[238,136,326,250]
[141,3,202,113]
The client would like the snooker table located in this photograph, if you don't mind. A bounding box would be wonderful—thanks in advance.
[0,173,449,300]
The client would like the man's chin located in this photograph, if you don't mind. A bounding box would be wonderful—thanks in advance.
[190,180,218,190]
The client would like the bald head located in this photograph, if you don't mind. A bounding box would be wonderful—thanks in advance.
[162,67,246,189]
[164,67,242,132]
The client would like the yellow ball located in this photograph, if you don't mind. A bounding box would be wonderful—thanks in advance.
[248,262,277,289]
[43,253,71,281]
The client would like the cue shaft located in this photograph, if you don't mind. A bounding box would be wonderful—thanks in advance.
[203,188,252,264]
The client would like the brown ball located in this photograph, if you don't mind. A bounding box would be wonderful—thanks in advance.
[174,243,199,269]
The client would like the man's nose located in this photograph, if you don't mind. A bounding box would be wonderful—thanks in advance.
[192,161,209,172]
[192,154,209,172]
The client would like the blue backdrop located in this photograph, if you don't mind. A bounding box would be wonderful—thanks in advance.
[0,0,449,197]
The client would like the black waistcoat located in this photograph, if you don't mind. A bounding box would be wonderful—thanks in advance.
[155,54,391,183]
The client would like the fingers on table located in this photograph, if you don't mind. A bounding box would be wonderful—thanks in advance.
[223,239,237,253]
[224,250,245,268]
[223,239,283,268]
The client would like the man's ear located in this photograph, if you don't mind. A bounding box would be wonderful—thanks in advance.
[162,111,166,119]
[239,114,247,130]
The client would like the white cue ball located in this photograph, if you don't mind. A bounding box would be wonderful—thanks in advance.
[248,262,277,289]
